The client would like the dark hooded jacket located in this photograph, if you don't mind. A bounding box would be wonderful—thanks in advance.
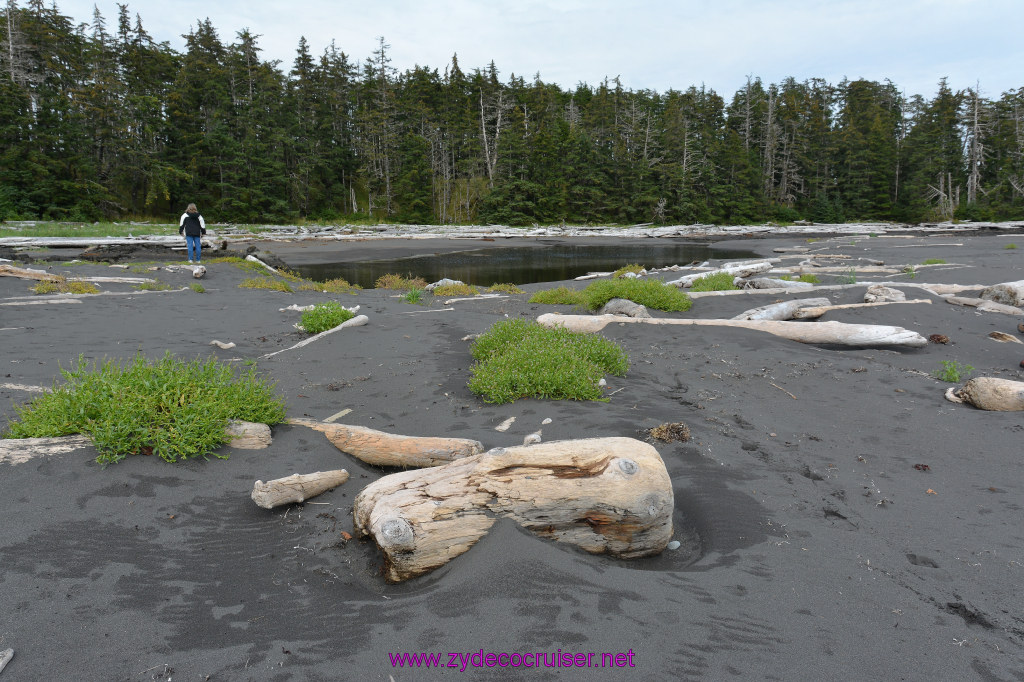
[179,211,206,237]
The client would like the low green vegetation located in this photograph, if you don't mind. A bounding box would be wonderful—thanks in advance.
[933,360,974,383]
[903,265,918,279]
[841,268,857,284]
[299,301,356,333]
[467,319,629,403]
[402,288,424,304]
[2,352,287,465]
[31,278,99,295]
[528,286,587,306]
[1005,243,1017,250]
[298,277,360,293]
[921,258,947,265]
[190,283,205,293]
[432,283,479,297]
[688,271,738,292]
[581,278,692,311]
[0,222,177,239]
[486,283,525,294]
[239,276,293,292]
[374,273,428,290]
[612,263,645,278]
[133,279,176,291]
[779,274,820,284]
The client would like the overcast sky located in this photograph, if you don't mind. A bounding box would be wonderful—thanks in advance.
[56,0,1022,98]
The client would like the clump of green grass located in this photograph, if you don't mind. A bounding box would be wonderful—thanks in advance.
[903,265,918,279]
[32,278,100,295]
[841,268,857,284]
[582,278,692,311]
[298,277,360,293]
[403,288,424,304]
[133,279,176,291]
[921,258,947,265]
[432,283,479,297]
[688,271,738,292]
[467,319,629,403]
[528,286,588,305]
[612,263,645,278]
[1004,243,1017,250]
[190,283,205,293]
[239,276,293,292]
[779,274,820,284]
[2,352,287,465]
[486,283,525,294]
[299,301,355,333]
[933,360,974,383]
[374,273,428,290]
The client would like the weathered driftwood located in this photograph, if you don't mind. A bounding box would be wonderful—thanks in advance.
[600,298,651,318]
[791,299,932,319]
[864,285,906,302]
[732,297,831,321]
[988,331,1023,344]
[225,420,272,449]
[260,314,368,359]
[0,435,93,465]
[192,265,207,279]
[0,648,13,675]
[740,277,814,290]
[0,264,62,281]
[667,260,774,287]
[210,339,236,350]
[251,470,350,509]
[288,418,484,467]
[943,296,1024,316]
[245,254,278,273]
[945,378,1024,411]
[353,437,674,582]
[979,280,1024,308]
[537,313,928,347]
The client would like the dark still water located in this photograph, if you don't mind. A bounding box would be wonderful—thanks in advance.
[291,242,760,288]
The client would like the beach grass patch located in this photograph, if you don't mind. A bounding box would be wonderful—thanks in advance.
[612,263,645,278]
[2,352,287,465]
[528,286,588,306]
[375,273,428,290]
[299,301,355,333]
[31,278,100,295]
[134,279,176,291]
[582,278,692,311]
[239,276,293,292]
[402,288,424,304]
[299,277,360,293]
[922,258,947,265]
[468,319,629,403]
[933,360,974,383]
[432,283,479,297]
[190,283,205,293]
[1004,243,1017,250]
[486,283,525,294]
[688,272,738,292]
[780,274,820,284]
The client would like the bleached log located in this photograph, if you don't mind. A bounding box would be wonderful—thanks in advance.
[0,435,93,465]
[251,470,350,509]
[353,437,674,582]
[260,314,368,359]
[979,280,1024,308]
[988,331,1023,344]
[0,649,13,675]
[245,254,278,273]
[945,378,1024,411]
[864,285,906,302]
[943,296,1024,316]
[732,297,831,321]
[288,418,484,467]
[667,260,774,287]
[0,264,62,281]
[225,420,272,449]
[791,299,932,319]
[536,313,928,347]
[741,277,814,290]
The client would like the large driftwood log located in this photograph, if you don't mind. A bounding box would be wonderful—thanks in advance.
[942,296,1024,316]
[0,264,63,281]
[667,260,774,287]
[353,437,674,582]
[979,280,1024,308]
[289,418,484,467]
[732,297,831,321]
[251,470,350,509]
[945,378,1024,411]
[537,313,928,347]
[790,299,932,319]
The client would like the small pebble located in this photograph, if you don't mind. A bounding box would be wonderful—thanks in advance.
[667,540,681,550]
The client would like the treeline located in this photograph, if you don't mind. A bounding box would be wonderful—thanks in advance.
[2,2,1023,225]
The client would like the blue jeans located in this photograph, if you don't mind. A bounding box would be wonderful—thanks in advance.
[186,235,202,261]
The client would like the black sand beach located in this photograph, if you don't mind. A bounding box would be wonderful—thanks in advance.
[1,230,1023,680]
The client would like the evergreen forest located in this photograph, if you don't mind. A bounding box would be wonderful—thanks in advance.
[2,2,1023,226]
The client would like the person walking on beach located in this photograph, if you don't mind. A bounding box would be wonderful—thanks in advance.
[178,203,206,264]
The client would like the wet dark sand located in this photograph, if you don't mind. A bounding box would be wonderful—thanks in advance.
[1,231,1022,680]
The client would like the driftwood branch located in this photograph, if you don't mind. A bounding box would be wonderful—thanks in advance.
[260,314,368,359]
[732,297,831,321]
[667,260,774,287]
[942,296,1024,316]
[251,470,350,509]
[353,437,674,582]
[791,299,932,319]
[0,264,63,281]
[537,313,928,347]
[288,418,484,467]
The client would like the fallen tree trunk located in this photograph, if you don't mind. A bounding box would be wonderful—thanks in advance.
[537,313,928,347]
[667,260,774,287]
[943,296,1024,316]
[0,264,63,281]
[791,299,932,319]
[288,418,484,467]
[732,297,831,321]
[353,437,674,582]
[945,378,1024,411]
[251,470,350,509]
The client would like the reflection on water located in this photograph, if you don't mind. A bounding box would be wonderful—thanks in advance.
[292,243,759,288]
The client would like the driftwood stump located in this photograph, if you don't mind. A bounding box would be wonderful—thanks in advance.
[289,418,484,467]
[251,470,350,509]
[225,420,272,449]
[353,437,674,582]
[945,378,1024,411]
